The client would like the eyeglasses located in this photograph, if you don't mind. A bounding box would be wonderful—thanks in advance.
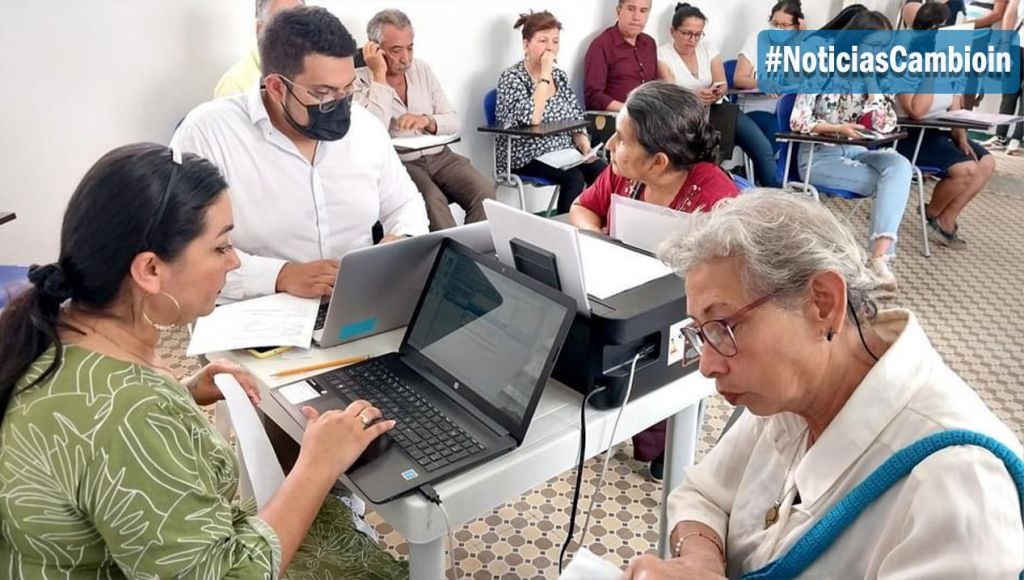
[278,75,351,113]
[681,291,779,362]
[770,21,798,29]
[675,30,704,40]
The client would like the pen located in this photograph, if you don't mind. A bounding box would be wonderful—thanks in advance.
[271,354,371,378]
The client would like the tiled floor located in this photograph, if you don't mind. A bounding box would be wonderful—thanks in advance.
[158,152,1024,579]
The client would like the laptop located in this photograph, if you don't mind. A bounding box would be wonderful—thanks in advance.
[314,222,495,348]
[272,238,576,503]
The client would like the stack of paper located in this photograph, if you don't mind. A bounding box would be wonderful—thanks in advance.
[933,110,1024,128]
[536,143,604,170]
[187,293,320,356]
[578,235,673,299]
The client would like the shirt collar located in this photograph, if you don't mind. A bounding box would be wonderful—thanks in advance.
[245,85,271,128]
[794,310,938,506]
[609,24,650,48]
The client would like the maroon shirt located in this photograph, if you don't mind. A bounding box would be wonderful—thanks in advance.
[583,25,658,111]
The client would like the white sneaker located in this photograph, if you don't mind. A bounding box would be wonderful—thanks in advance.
[1007,139,1021,156]
[981,135,1006,149]
[867,256,898,294]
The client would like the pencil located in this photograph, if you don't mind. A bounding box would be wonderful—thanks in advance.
[271,354,371,378]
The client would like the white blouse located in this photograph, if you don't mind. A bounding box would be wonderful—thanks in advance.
[659,41,717,94]
[668,310,1023,578]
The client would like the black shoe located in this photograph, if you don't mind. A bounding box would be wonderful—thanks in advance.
[926,216,967,249]
[649,454,665,482]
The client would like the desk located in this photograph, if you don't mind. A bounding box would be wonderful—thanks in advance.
[211,329,715,579]
[393,136,461,154]
[0,212,15,226]
[477,118,588,137]
[896,117,994,170]
[776,130,909,187]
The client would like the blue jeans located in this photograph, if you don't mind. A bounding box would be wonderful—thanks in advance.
[747,110,780,152]
[797,143,912,254]
[736,112,781,187]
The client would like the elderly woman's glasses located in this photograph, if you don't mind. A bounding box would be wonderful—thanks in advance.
[278,75,351,113]
[681,291,779,361]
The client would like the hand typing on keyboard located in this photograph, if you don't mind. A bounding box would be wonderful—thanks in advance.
[297,399,395,480]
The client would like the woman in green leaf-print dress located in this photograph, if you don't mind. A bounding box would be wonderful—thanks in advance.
[0,143,408,579]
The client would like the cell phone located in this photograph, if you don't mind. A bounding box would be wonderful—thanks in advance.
[246,345,293,359]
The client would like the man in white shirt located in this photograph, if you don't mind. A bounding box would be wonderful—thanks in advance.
[174,6,429,301]
[353,9,494,231]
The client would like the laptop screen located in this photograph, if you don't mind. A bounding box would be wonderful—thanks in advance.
[405,242,572,436]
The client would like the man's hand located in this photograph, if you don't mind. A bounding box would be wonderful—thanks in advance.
[363,42,387,81]
[953,129,978,160]
[275,259,339,298]
[380,233,409,244]
[393,113,432,133]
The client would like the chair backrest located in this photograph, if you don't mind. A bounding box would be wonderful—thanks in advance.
[484,88,498,127]
[732,173,755,191]
[723,59,738,89]
[775,93,799,185]
[214,374,285,509]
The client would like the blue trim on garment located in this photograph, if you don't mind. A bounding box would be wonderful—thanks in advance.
[742,429,1024,580]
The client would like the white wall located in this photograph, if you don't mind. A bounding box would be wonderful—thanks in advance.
[0,0,906,265]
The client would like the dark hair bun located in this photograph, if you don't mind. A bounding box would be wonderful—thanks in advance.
[28,263,72,302]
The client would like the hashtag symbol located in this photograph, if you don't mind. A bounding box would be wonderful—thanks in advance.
[764,45,782,74]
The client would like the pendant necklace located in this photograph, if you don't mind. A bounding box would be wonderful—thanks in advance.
[764,428,809,530]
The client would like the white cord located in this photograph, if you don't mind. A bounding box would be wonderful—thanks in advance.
[437,502,458,580]
[576,351,641,550]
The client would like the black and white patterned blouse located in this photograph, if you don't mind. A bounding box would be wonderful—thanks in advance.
[495,60,586,171]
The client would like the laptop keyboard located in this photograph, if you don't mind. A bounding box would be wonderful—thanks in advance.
[314,301,329,331]
[316,360,486,473]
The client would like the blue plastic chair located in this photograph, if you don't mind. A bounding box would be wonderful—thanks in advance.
[0,265,29,310]
[732,173,755,191]
[723,59,738,101]
[775,94,931,257]
[483,89,560,215]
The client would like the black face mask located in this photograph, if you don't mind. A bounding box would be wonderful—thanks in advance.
[281,88,352,142]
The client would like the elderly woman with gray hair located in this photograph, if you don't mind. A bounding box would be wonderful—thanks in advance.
[624,191,1023,579]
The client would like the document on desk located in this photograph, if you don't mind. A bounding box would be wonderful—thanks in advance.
[186,293,320,356]
[578,235,673,299]
[609,194,692,255]
[932,110,1024,128]
[391,133,459,150]
[536,144,603,170]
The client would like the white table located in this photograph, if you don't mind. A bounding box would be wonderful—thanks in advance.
[210,329,715,579]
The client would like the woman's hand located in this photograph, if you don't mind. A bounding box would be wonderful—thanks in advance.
[623,554,727,579]
[540,50,557,74]
[952,129,978,161]
[818,123,866,140]
[185,359,260,407]
[297,400,396,480]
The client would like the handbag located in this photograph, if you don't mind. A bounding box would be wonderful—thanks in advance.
[708,101,739,161]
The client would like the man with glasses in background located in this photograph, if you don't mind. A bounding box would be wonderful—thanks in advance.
[174,6,428,301]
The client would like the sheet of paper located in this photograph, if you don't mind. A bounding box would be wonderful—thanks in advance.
[932,110,1024,128]
[610,194,692,255]
[578,235,673,299]
[187,293,320,356]
[214,374,285,509]
[559,548,622,580]
[536,145,602,170]
[391,133,458,150]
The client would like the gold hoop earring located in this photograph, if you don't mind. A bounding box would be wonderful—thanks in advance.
[142,291,181,331]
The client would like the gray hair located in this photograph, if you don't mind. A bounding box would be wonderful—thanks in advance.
[659,189,884,321]
[367,9,413,43]
[623,81,719,170]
